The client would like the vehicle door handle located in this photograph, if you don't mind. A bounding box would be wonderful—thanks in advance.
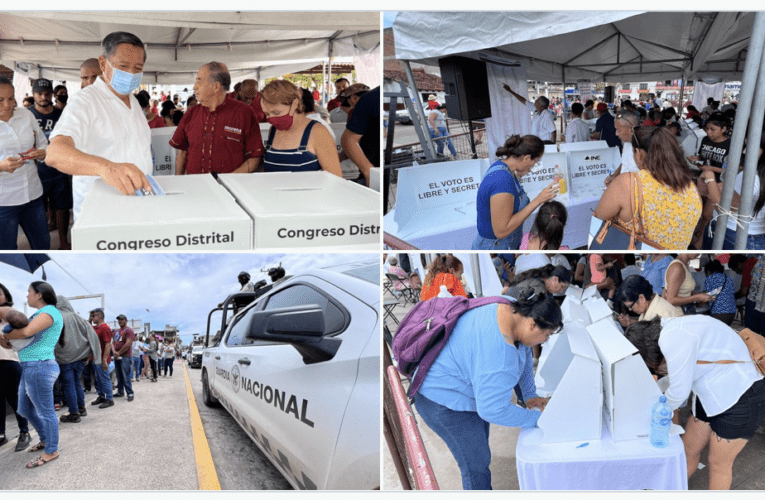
[237,358,251,366]
[214,355,221,360]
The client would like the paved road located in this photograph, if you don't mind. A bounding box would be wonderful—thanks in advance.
[1,359,291,490]
[185,360,292,490]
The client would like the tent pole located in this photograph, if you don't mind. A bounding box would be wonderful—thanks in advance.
[402,60,437,159]
[712,11,765,249]
[470,254,483,298]
[678,77,685,115]
[561,66,566,137]
[734,38,765,249]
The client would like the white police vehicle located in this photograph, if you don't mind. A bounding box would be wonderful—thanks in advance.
[188,345,203,368]
[200,263,380,490]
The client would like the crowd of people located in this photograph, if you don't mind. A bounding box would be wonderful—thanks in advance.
[0,279,180,468]
[461,89,765,251]
[1,30,381,250]
[385,252,765,490]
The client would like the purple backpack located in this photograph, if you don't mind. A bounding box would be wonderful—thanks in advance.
[392,295,513,398]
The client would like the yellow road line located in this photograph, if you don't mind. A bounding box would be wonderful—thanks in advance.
[183,363,222,490]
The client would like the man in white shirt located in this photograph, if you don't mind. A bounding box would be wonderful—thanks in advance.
[46,31,152,219]
[503,85,557,143]
[604,112,640,186]
[562,103,590,143]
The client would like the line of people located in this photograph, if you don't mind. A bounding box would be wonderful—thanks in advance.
[0,279,178,469]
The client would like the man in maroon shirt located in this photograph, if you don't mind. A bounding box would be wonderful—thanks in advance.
[170,62,264,175]
[112,314,135,402]
[89,309,114,409]
[326,78,349,112]
[238,79,266,123]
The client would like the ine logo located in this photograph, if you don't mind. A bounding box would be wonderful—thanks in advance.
[584,155,601,161]
[231,364,241,393]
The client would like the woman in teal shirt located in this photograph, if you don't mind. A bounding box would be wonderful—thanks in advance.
[0,281,63,468]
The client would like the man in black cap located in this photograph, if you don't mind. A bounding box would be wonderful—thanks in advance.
[29,78,72,250]
[268,266,288,287]
[238,272,255,293]
[111,314,135,402]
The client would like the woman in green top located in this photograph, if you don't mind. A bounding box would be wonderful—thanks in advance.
[0,281,64,468]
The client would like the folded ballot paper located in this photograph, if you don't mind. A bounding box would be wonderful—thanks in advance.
[134,174,166,196]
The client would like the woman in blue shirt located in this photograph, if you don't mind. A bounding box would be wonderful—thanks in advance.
[703,259,737,325]
[0,281,63,468]
[472,135,559,250]
[414,283,563,489]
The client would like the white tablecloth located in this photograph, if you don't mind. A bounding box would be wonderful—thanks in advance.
[516,426,687,490]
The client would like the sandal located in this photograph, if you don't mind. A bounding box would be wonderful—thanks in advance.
[28,442,45,453]
[27,454,58,468]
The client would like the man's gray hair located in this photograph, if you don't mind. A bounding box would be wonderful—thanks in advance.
[616,112,639,128]
[203,61,231,92]
[102,32,146,62]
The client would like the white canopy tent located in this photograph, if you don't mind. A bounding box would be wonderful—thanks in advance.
[0,11,380,88]
[393,11,755,83]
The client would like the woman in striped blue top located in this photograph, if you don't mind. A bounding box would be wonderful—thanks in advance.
[259,80,342,176]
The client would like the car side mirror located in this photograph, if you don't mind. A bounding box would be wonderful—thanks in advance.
[245,305,325,342]
[244,305,342,364]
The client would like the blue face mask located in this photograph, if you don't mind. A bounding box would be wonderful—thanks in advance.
[106,60,143,95]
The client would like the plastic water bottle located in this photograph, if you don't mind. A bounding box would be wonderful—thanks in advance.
[650,395,672,448]
[437,285,452,298]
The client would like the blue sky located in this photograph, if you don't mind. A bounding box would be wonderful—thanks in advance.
[383,12,397,28]
[1,253,377,345]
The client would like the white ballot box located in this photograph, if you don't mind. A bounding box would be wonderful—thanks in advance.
[532,322,603,444]
[151,127,177,176]
[72,176,251,250]
[586,319,663,442]
[565,284,598,303]
[217,171,380,250]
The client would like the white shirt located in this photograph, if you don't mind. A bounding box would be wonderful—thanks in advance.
[619,141,639,174]
[659,315,763,416]
[565,117,590,143]
[329,107,347,124]
[50,76,152,219]
[514,254,551,275]
[725,172,765,235]
[550,254,571,270]
[0,107,48,206]
[527,103,556,142]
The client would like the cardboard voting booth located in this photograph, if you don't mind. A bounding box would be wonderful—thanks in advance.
[533,322,603,444]
[567,146,619,201]
[386,159,488,249]
[72,176,251,250]
[217,171,380,250]
[583,295,615,324]
[680,127,707,158]
[150,127,177,176]
[586,319,664,442]
[518,151,570,206]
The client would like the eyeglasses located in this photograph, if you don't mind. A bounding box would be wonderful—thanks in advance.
[624,301,637,312]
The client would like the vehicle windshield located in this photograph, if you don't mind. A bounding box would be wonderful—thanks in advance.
[339,264,379,285]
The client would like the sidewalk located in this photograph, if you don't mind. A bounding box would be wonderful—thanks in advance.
[0,360,198,490]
